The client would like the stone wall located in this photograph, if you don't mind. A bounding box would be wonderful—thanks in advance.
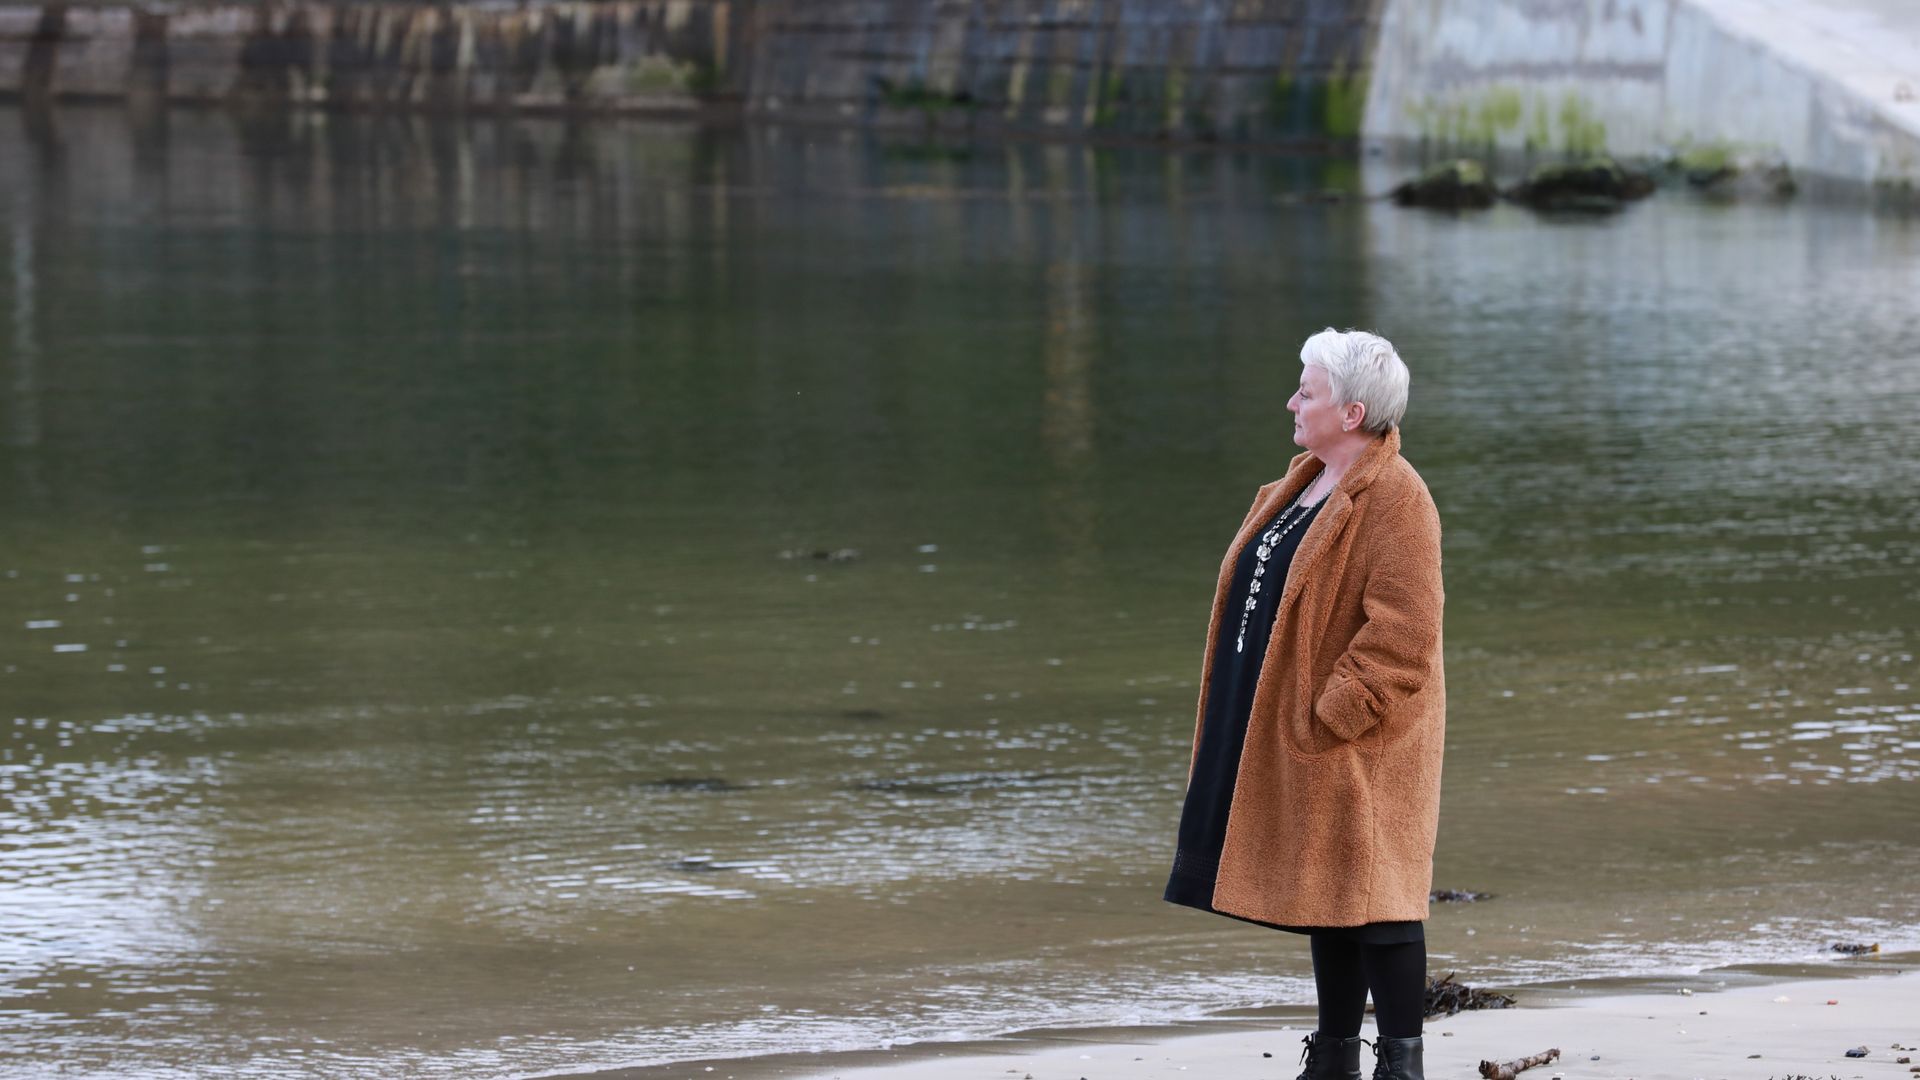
[0,1,736,113]
[739,0,1386,143]
[0,0,1389,143]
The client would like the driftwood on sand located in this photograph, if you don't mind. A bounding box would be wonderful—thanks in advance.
[1478,1048,1560,1079]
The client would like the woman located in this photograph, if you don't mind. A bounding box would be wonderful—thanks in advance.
[1165,328,1444,1080]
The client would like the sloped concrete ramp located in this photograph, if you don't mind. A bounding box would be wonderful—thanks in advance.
[1364,0,1920,192]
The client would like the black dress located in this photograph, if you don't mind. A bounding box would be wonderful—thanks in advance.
[1164,495,1423,945]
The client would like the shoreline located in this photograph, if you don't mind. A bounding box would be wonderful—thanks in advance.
[555,958,1920,1080]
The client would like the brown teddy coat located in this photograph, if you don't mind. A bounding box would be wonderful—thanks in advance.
[1187,427,1445,928]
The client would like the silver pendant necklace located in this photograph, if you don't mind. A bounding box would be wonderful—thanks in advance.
[1234,481,1322,653]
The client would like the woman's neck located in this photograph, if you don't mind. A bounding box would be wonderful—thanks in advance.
[1306,433,1374,500]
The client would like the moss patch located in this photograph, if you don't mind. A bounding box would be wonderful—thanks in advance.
[1091,70,1125,128]
[1271,72,1368,140]
[624,55,700,96]
[1558,95,1607,156]
[1322,73,1368,139]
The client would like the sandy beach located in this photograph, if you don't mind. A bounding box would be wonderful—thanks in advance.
[772,970,1920,1080]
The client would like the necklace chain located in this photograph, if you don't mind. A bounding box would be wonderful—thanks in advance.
[1234,483,1321,654]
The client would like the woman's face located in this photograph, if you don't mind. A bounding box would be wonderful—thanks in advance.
[1287,364,1348,452]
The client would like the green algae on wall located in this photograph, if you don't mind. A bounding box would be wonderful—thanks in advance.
[1271,71,1367,141]
[1558,95,1607,156]
[1474,87,1524,142]
[1322,74,1370,139]
[1408,86,1612,156]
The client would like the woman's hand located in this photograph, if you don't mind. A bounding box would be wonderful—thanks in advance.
[1313,489,1444,742]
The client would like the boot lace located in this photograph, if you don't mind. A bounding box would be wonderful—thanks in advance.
[1294,1033,1325,1080]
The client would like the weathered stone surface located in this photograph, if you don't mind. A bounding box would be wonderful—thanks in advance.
[0,0,1387,144]
[0,8,46,95]
[1507,156,1656,211]
[1391,157,1495,208]
[0,1,736,112]
[53,7,137,98]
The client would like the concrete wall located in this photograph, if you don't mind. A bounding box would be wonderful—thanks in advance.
[1363,0,1920,191]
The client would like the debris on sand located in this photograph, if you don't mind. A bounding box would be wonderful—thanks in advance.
[1425,972,1516,1018]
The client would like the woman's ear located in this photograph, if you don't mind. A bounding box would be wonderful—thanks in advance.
[1343,401,1368,433]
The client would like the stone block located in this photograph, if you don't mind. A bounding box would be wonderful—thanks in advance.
[52,7,135,97]
[0,8,41,95]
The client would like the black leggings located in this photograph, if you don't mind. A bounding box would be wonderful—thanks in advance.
[1309,933,1426,1039]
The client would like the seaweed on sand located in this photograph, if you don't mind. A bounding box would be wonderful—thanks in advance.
[1425,972,1516,1018]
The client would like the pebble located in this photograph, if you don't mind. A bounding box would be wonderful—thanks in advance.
[1846,1046,1870,1058]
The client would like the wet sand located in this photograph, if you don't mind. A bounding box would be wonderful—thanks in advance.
[783,970,1920,1080]
[566,968,1920,1079]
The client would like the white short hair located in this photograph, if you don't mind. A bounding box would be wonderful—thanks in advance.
[1299,328,1410,433]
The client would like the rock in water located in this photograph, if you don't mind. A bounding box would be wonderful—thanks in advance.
[1392,159,1497,209]
[1670,145,1798,200]
[1508,157,1656,212]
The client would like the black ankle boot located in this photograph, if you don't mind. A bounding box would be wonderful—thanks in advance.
[1295,1031,1363,1080]
[1370,1034,1424,1080]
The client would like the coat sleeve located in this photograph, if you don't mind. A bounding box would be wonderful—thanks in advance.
[1312,486,1444,742]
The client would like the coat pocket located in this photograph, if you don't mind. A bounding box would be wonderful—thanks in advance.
[1310,672,1381,745]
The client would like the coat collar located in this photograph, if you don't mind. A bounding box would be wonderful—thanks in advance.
[1228,429,1401,620]
[1274,426,1401,506]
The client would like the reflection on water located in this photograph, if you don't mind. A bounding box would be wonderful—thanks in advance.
[1,105,1918,1077]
